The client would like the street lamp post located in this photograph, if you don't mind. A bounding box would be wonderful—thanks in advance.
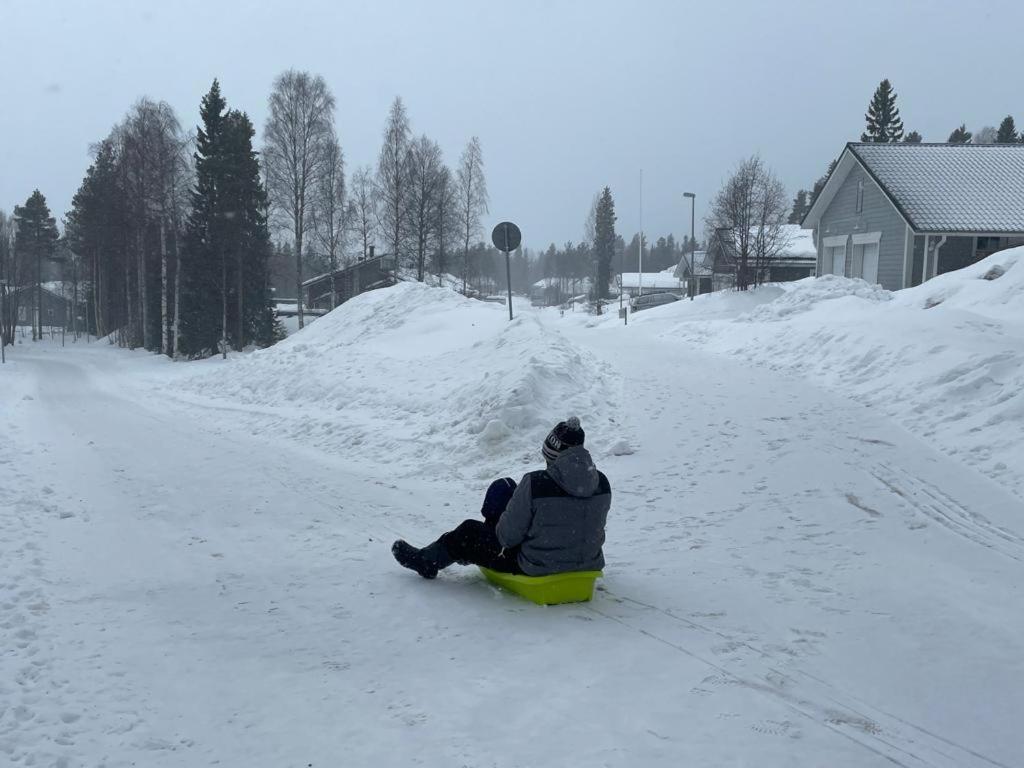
[683,192,696,300]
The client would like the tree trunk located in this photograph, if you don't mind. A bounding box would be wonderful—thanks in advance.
[125,258,133,348]
[221,248,228,359]
[137,228,148,349]
[72,258,79,340]
[330,248,338,310]
[295,209,304,330]
[35,244,42,342]
[160,216,168,355]
[172,232,181,358]
[237,249,244,351]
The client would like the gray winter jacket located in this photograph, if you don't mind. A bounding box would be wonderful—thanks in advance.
[496,446,610,576]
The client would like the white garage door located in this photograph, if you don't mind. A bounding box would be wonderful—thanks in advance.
[826,244,846,276]
[860,242,879,284]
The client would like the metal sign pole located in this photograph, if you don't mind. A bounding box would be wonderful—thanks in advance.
[491,222,521,323]
[504,231,513,322]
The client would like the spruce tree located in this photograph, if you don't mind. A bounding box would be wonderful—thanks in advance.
[179,81,229,356]
[809,159,838,207]
[862,79,905,142]
[592,187,616,305]
[947,124,972,143]
[904,131,923,143]
[220,109,278,349]
[788,190,809,224]
[996,116,1018,143]
[180,81,280,357]
[13,190,59,341]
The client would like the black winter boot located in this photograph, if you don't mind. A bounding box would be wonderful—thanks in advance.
[392,540,440,579]
[421,539,456,571]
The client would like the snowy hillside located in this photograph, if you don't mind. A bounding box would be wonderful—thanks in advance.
[621,247,1024,499]
[2,255,1023,768]
[175,282,621,481]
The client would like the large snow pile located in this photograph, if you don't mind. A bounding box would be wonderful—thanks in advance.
[174,282,619,479]
[658,248,1024,498]
[741,274,892,322]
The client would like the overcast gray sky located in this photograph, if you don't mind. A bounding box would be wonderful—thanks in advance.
[2,0,1022,251]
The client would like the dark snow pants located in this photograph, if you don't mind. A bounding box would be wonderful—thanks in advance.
[438,519,523,574]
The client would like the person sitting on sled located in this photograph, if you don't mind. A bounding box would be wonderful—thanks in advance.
[391,417,611,579]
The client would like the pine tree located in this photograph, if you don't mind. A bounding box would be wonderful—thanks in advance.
[948,124,972,143]
[591,189,615,306]
[862,79,905,142]
[13,190,59,341]
[996,116,1018,143]
[904,131,923,143]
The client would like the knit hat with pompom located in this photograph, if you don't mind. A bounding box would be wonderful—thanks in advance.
[542,416,585,462]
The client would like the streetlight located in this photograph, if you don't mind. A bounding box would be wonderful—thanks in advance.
[683,192,696,300]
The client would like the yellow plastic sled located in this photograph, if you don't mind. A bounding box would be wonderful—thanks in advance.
[478,567,602,605]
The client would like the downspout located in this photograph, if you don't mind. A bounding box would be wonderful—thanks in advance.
[930,236,947,281]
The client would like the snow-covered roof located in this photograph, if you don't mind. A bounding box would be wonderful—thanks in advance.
[675,250,713,277]
[779,226,816,257]
[619,272,682,290]
[709,226,816,268]
[807,143,1024,234]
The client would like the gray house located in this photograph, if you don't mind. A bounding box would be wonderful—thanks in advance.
[301,248,397,311]
[802,143,1024,290]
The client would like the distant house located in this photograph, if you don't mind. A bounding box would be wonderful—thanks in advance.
[618,271,683,298]
[704,224,817,291]
[530,277,591,307]
[675,250,715,295]
[301,248,397,311]
[802,142,1024,290]
[11,283,85,331]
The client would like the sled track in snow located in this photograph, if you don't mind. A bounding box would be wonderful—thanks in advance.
[871,465,1024,562]
[589,589,1012,768]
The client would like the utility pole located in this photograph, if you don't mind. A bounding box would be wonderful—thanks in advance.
[684,192,696,299]
[638,168,643,298]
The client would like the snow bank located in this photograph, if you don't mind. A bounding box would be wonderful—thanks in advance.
[174,282,619,479]
[741,274,892,322]
[661,249,1024,498]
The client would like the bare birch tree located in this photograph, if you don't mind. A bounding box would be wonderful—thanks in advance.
[705,155,788,291]
[0,210,21,349]
[147,102,189,356]
[263,70,335,329]
[408,135,443,282]
[350,165,377,259]
[456,136,488,294]
[434,165,456,282]
[118,99,190,354]
[376,97,412,268]
[311,133,346,308]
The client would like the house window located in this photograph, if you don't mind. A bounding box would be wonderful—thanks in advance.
[975,236,1006,259]
[856,180,864,213]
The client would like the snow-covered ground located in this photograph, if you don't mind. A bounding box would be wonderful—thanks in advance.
[1,253,1022,767]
